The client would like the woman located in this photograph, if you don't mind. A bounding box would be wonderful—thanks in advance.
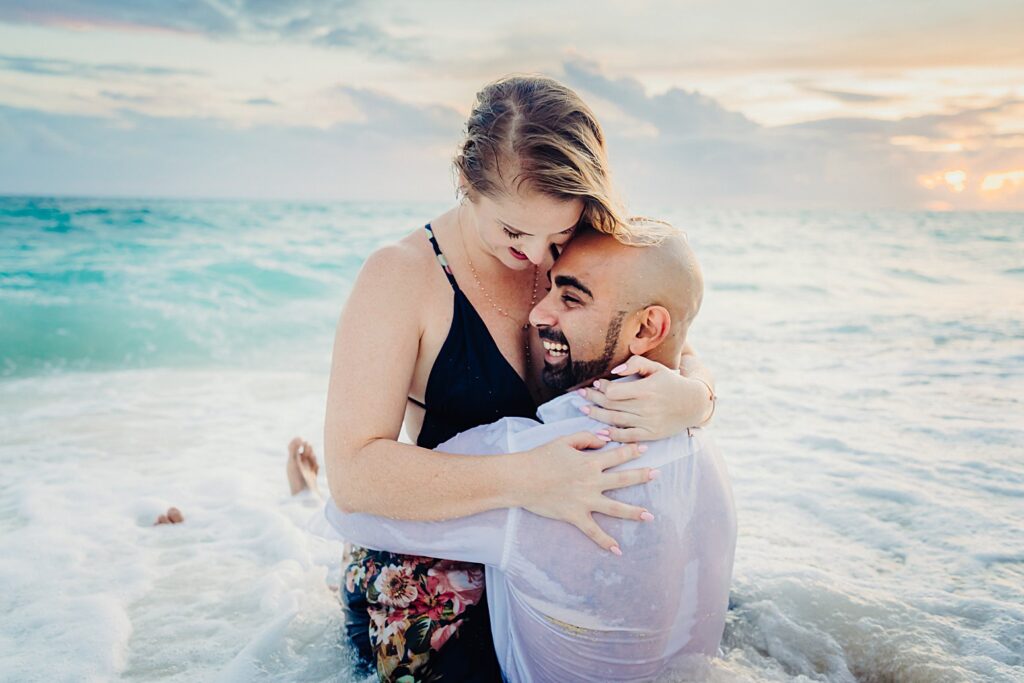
[324,75,716,682]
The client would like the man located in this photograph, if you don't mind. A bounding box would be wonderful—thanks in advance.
[320,226,737,682]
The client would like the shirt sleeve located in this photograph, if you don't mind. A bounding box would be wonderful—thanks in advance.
[322,417,536,568]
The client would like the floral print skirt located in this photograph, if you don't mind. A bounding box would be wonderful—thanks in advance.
[342,545,502,683]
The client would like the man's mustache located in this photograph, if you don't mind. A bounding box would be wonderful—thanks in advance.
[537,329,569,346]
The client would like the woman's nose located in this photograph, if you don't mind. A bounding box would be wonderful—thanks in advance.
[524,242,547,265]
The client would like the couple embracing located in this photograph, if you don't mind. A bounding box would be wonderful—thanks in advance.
[320,75,736,683]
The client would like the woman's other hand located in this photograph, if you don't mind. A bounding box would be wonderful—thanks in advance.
[576,354,715,443]
[518,431,658,554]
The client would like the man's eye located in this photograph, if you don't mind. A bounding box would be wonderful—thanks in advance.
[561,294,580,306]
[503,228,523,239]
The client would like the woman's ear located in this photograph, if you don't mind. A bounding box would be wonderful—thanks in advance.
[455,171,474,203]
[628,306,672,356]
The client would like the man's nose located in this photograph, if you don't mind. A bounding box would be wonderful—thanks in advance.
[529,290,557,328]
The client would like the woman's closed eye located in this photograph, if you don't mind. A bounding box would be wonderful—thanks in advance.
[504,226,575,241]
[554,227,576,244]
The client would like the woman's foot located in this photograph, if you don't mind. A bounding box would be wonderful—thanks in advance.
[287,436,320,497]
[154,507,184,525]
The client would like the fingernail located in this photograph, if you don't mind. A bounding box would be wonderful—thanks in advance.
[596,434,611,442]
[577,388,587,397]
[640,511,655,522]
[637,444,648,453]
[593,380,601,388]
[596,429,610,436]
[609,546,622,556]
[649,469,661,480]
[579,405,591,415]
[611,363,627,374]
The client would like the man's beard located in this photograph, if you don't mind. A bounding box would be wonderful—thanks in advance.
[540,311,627,392]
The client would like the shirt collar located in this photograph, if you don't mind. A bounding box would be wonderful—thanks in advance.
[535,375,640,424]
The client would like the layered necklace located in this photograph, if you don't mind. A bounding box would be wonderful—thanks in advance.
[458,209,540,368]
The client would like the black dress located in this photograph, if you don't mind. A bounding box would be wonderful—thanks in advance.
[341,224,536,682]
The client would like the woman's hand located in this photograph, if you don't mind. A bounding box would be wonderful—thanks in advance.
[518,431,659,554]
[576,355,715,443]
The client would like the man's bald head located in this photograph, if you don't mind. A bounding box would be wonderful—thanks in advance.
[563,224,702,350]
[529,220,704,390]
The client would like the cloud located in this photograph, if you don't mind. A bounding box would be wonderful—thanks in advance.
[560,58,1024,209]
[99,90,156,104]
[1,55,1020,209]
[243,97,278,107]
[0,54,205,79]
[0,0,237,34]
[335,86,463,139]
[797,85,897,104]
[0,87,465,200]
[786,98,1024,141]
[0,0,419,60]
[563,58,756,139]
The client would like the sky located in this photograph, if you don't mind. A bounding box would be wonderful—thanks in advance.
[1,0,1023,209]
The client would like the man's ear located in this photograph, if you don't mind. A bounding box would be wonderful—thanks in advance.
[627,306,671,356]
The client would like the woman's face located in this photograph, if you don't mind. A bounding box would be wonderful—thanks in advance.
[466,186,585,270]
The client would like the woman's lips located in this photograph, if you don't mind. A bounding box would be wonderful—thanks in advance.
[509,247,529,261]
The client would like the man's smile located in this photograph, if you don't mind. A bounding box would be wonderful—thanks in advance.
[541,339,569,362]
[538,330,571,366]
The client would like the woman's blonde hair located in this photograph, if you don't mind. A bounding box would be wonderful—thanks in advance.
[454,75,669,245]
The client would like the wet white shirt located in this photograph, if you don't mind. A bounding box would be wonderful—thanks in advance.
[320,387,737,683]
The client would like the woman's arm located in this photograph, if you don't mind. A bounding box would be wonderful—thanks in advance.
[680,342,717,415]
[575,346,716,443]
[324,244,653,549]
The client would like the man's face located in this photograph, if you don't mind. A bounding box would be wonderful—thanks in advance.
[528,238,632,392]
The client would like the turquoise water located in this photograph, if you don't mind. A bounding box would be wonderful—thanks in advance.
[1,196,1022,681]
[0,196,438,376]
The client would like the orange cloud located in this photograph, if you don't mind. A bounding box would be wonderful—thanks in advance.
[918,170,967,193]
[980,170,1024,193]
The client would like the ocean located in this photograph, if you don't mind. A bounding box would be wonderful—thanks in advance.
[1,196,1021,682]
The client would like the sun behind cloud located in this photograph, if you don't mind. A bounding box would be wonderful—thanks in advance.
[981,170,1024,193]
[918,170,967,193]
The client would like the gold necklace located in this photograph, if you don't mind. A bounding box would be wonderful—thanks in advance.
[458,210,540,366]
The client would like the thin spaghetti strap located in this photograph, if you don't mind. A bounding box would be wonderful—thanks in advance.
[423,224,459,291]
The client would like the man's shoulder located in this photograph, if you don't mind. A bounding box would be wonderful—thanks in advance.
[597,427,715,473]
[665,427,716,456]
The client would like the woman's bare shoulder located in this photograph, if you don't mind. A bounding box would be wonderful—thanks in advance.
[352,227,443,304]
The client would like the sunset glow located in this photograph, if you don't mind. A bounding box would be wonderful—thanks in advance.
[1,2,1022,208]
[919,170,968,193]
[980,170,1024,193]
[891,136,966,153]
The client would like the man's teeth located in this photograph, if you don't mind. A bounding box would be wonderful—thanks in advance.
[542,340,569,356]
